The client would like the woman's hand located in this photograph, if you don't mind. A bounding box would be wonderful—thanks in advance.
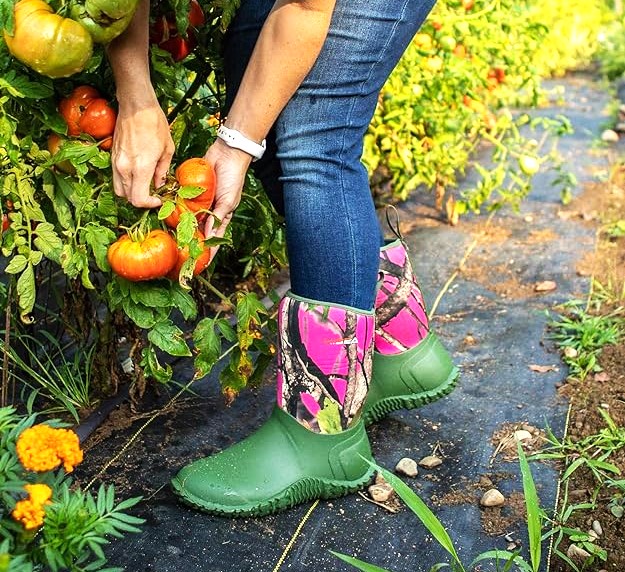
[111,100,174,208]
[203,139,253,257]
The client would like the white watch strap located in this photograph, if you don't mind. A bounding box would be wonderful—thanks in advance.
[216,125,266,161]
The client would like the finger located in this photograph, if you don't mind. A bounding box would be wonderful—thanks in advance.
[127,164,163,209]
[153,148,174,190]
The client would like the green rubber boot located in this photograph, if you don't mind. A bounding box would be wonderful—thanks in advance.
[363,332,459,425]
[362,234,459,425]
[171,406,374,517]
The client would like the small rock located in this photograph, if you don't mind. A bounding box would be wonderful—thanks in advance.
[592,520,603,536]
[563,346,578,359]
[368,483,395,503]
[587,529,599,542]
[395,457,419,477]
[615,122,625,132]
[514,430,533,442]
[506,542,517,551]
[375,472,388,486]
[419,455,443,469]
[534,280,557,292]
[504,533,514,543]
[601,129,619,143]
[524,214,534,222]
[600,403,610,410]
[480,488,505,507]
[567,544,591,562]
[479,475,494,488]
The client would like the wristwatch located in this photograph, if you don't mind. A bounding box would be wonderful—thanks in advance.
[216,125,266,161]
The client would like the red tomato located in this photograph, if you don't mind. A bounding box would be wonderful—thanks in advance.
[107,230,178,281]
[167,231,212,280]
[78,98,117,140]
[59,86,100,136]
[175,157,216,211]
[2,214,9,233]
[150,0,205,62]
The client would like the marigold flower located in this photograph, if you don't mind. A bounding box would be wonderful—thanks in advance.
[11,483,53,530]
[16,424,84,473]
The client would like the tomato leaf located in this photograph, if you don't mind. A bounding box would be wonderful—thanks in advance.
[0,70,54,99]
[42,170,74,230]
[4,254,28,274]
[235,292,267,330]
[148,319,192,357]
[128,282,172,308]
[176,211,197,244]
[141,345,173,384]
[193,317,222,377]
[16,263,35,322]
[158,201,176,220]
[33,222,63,264]
[170,284,197,320]
[83,223,116,271]
[122,298,157,329]
[177,184,204,199]
[0,0,15,34]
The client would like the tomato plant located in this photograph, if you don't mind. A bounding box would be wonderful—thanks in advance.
[150,0,205,61]
[59,85,117,141]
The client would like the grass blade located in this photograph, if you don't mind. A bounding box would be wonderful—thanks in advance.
[374,464,465,571]
[330,551,394,572]
[518,443,542,572]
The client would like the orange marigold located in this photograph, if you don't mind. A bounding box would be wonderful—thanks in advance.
[11,483,53,530]
[16,424,84,473]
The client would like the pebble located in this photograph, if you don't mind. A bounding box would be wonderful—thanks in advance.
[395,457,419,477]
[375,472,388,486]
[419,455,443,469]
[587,529,599,542]
[563,346,578,358]
[504,533,514,543]
[567,544,591,562]
[506,542,517,551]
[592,520,603,536]
[514,430,533,442]
[368,483,395,503]
[601,129,619,142]
[480,489,505,507]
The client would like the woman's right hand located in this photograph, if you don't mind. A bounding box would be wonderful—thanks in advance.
[111,98,175,209]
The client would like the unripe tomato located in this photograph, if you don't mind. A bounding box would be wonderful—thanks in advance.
[175,157,216,211]
[439,35,457,52]
[107,230,178,281]
[518,155,540,175]
[47,133,78,175]
[71,0,139,43]
[4,0,93,78]
[424,56,444,73]
[167,231,212,280]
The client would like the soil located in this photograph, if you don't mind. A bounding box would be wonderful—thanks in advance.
[548,174,625,571]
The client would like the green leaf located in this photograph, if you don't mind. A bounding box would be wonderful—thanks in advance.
[176,211,197,245]
[235,291,267,329]
[128,282,173,308]
[141,345,173,384]
[193,318,222,376]
[330,551,393,572]
[33,222,63,264]
[158,200,176,220]
[42,170,74,230]
[518,443,542,572]
[0,70,54,99]
[317,401,342,434]
[122,298,157,329]
[16,263,36,322]
[148,320,192,357]
[177,184,205,199]
[4,254,27,274]
[171,284,197,320]
[83,223,116,271]
[373,462,465,570]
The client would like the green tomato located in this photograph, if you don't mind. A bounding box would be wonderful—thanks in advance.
[439,35,457,52]
[69,0,138,43]
[519,155,540,175]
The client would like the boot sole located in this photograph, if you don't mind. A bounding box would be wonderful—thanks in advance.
[362,365,459,426]
[171,466,376,518]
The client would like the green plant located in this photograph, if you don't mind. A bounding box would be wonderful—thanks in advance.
[1,332,96,422]
[0,406,144,571]
[331,443,544,572]
[607,479,625,518]
[547,303,623,380]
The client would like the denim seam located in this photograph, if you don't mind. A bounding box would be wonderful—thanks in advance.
[337,0,411,308]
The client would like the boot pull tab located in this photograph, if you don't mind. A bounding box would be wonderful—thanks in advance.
[385,205,405,243]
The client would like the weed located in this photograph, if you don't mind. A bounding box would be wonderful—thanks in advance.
[546,303,623,380]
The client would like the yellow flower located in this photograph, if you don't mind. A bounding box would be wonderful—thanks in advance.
[11,483,52,530]
[16,424,84,473]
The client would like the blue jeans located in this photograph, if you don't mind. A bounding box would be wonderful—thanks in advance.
[223,0,437,310]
